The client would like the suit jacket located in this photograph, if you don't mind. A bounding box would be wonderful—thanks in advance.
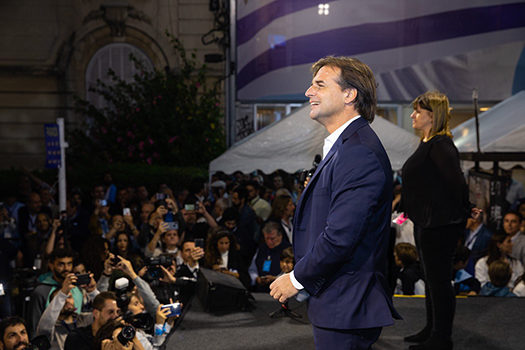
[293,117,399,330]
[464,224,493,275]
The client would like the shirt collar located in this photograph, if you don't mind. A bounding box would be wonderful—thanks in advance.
[323,115,361,159]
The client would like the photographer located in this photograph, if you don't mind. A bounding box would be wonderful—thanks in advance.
[64,291,120,350]
[144,225,183,269]
[35,272,98,350]
[115,257,178,350]
[95,320,144,350]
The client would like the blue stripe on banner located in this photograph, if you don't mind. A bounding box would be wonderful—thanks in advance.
[237,3,525,91]
[237,0,338,46]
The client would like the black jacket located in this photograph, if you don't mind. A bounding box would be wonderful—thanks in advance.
[401,135,469,228]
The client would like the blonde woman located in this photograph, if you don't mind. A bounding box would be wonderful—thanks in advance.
[401,91,470,350]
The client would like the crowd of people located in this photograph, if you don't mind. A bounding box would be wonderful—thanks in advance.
[0,170,300,349]
[1,167,525,349]
[392,205,525,298]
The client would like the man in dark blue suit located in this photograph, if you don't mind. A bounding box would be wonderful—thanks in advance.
[270,56,399,349]
[463,213,493,275]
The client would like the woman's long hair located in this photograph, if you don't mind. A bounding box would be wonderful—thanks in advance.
[412,91,452,140]
[205,229,235,268]
[486,232,509,266]
[270,195,292,220]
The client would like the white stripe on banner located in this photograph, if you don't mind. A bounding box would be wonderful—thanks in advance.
[238,29,525,101]
[236,0,525,102]
[237,0,515,72]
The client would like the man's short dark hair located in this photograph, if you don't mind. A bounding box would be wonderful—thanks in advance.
[233,186,248,201]
[0,316,26,341]
[504,210,523,222]
[93,291,117,311]
[311,56,377,123]
[245,180,260,192]
[50,248,75,262]
[181,240,195,250]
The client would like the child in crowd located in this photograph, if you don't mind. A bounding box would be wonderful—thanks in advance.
[480,260,516,297]
[453,245,481,295]
[279,247,294,275]
[393,243,425,295]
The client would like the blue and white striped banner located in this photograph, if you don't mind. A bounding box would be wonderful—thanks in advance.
[236,0,525,102]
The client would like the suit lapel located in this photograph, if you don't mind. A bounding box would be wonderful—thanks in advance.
[294,117,369,226]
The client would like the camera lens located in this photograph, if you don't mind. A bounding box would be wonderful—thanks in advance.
[117,325,136,345]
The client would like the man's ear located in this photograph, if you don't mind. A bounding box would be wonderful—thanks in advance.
[93,308,100,321]
[344,88,357,104]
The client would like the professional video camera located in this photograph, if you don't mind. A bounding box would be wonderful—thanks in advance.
[144,255,173,283]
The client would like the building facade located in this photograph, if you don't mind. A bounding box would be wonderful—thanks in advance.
[0,0,224,169]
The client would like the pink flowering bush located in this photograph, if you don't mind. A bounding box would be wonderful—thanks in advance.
[70,33,225,167]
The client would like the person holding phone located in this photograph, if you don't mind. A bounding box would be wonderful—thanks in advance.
[35,271,98,350]
[144,221,184,266]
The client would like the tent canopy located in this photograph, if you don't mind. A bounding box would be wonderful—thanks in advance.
[209,105,420,174]
[452,90,525,169]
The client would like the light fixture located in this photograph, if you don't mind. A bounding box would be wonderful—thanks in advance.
[318,3,329,15]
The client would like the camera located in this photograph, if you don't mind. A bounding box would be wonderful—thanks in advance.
[113,277,134,311]
[73,273,91,286]
[124,312,153,332]
[117,325,136,345]
[145,255,173,281]
[184,204,195,211]
[98,199,108,207]
[146,255,173,268]
[161,302,182,317]
[110,255,121,266]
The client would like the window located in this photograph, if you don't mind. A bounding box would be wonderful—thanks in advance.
[85,43,153,109]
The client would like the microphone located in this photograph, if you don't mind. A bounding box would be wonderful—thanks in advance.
[312,154,322,168]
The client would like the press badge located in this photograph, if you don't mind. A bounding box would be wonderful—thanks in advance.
[262,258,272,273]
